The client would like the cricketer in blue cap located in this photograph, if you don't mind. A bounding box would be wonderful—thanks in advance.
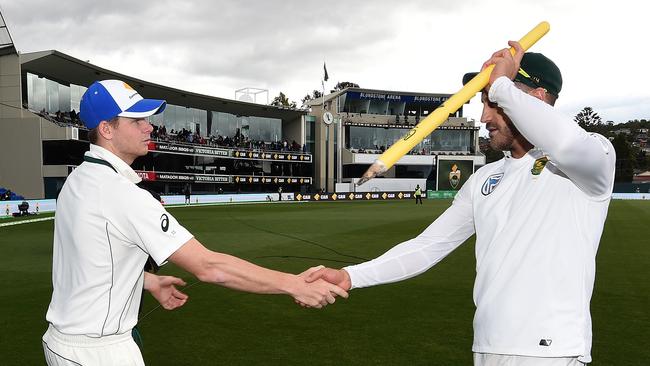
[44,79,349,366]
[80,80,166,129]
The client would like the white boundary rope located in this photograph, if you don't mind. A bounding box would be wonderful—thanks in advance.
[0,216,55,228]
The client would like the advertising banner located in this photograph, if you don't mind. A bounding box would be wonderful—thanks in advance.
[233,176,312,185]
[148,141,312,162]
[232,150,312,162]
[148,141,229,157]
[136,171,230,183]
[294,191,413,202]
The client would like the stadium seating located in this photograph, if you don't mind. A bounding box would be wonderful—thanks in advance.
[0,187,24,201]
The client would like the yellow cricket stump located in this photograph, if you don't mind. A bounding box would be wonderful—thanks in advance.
[357,21,551,186]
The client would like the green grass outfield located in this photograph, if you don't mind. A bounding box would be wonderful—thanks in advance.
[1,200,648,365]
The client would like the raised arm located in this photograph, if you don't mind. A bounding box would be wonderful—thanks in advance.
[490,77,615,197]
[484,41,615,198]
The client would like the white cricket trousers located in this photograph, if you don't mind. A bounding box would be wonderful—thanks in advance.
[474,353,585,366]
[42,324,145,366]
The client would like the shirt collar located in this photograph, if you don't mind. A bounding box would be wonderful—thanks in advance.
[85,144,142,184]
[502,148,542,170]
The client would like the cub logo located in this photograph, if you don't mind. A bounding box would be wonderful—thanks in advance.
[481,173,503,196]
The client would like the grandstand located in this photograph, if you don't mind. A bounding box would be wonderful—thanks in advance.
[308,88,485,192]
[0,46,312,199]
[0,9,486,199]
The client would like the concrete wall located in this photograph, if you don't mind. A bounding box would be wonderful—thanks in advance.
[345,178,426,193]
[0,53,21,120]
[0,52,45,199]
[313,105,336,192]
[0,115,44,198]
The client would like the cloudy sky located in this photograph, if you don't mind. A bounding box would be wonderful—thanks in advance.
[3,0,649,128]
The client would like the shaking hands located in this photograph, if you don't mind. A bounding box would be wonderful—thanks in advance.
[293,265,352,308]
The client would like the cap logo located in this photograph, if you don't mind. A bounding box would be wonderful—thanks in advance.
[518,68,540,84]
[122,82,135,91]
[518,68,531,79]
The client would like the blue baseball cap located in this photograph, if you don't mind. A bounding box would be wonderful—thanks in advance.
[80,80,167,129]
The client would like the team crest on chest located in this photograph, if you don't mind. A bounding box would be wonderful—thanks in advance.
[481,173,503,196]
[531,157,549,176]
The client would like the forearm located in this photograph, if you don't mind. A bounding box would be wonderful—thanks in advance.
[197,252,301,295]
[345,199,475,288]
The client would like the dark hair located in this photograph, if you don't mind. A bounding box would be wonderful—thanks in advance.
[88,117,120,144]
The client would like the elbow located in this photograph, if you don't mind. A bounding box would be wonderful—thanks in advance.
[195,258,230,285]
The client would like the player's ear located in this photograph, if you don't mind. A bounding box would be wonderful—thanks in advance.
[529,87,547,102]
[97,120,115,140]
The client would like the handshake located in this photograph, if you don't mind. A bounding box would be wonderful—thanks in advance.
[292,265,352,309]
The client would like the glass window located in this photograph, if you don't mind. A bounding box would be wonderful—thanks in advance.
[70,84,86,113]
[26,73,34,110]
[45,79,60,113]
[28,73,46,112]
[347,126,472,153]
[58,84,71,113]
[210,111,281,142]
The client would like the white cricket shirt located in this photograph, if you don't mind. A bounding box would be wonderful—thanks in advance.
[46,144,193,337]
[345,77,615,362]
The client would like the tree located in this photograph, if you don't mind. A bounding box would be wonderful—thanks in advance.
[331,81,360,93]
[270,92,297,108]
[301,90,323,106]
[611,133,635,182]
[574,107,603,132]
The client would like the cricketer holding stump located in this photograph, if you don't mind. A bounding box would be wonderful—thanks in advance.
[42,80,347,365]
[307,42,615,365]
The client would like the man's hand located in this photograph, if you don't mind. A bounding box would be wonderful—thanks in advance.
[481,40,525,91]
[290,265,349,308]
[305,267,352,292]
[144,272,189,310]
[289,275,348,309]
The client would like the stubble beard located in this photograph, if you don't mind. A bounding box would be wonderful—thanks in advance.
[488,118,520,152]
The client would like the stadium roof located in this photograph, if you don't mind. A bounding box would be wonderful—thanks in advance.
[20,50,306,121]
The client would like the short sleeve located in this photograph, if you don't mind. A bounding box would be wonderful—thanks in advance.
[102,181,194,265]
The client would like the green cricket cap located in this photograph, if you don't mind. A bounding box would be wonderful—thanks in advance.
[462,52,563,97]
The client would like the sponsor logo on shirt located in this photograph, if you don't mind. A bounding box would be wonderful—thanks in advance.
[539,339,552,346]
[160,214,169,232]
[481,173,503,196]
